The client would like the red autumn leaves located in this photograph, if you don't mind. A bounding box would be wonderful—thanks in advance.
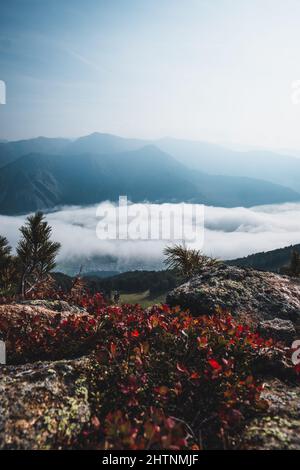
[1,291,289,449]
[71,298,279,449]
[131,329,140,338]
[208,359,222,371]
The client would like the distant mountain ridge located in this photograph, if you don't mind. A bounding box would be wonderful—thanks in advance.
[0,132,300,214]
[157,137,300,193]
[0,136,70,168]
[0,145,208,214]
[64,132,148,156]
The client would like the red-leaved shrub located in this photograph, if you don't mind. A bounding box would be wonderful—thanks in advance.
[0,293,289,449]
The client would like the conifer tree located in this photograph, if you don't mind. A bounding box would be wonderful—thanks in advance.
[0,236,14,295]
[0,235,11,267]
[17,212,61,297]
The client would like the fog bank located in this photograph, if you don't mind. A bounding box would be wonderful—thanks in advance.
[1,201,300,273]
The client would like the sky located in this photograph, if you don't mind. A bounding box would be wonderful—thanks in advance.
[1,0,300,149]
[1,201,300,273]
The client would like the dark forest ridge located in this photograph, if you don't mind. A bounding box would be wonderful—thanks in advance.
[227,243,300,272]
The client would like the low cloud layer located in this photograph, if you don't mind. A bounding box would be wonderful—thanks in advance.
[1,201,300,273]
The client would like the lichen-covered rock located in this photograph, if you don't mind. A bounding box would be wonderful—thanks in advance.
[0,302,85,332]
[259,318,297,344]
[0,356,92,449]
[240,379,300,450]
[252,346,295,381]
[166,264,300,330]
[21,299,85,314]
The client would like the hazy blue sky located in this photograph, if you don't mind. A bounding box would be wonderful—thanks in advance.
[1,0,300,148]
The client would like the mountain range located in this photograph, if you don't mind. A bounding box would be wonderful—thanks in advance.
[0,132,300,214]
[158,138,300,194]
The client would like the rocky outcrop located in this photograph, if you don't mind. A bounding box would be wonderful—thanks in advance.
[0,301,85,333]
[166,264,300,331]
[258,318,297,344]
[21,299,86,313]
[0,356,92,449]
[240,379,300,450]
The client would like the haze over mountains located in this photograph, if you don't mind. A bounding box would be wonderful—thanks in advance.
[158,138,300,193]
[0,132,300,215]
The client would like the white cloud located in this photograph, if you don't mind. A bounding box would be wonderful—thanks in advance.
[1,201,300,272]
